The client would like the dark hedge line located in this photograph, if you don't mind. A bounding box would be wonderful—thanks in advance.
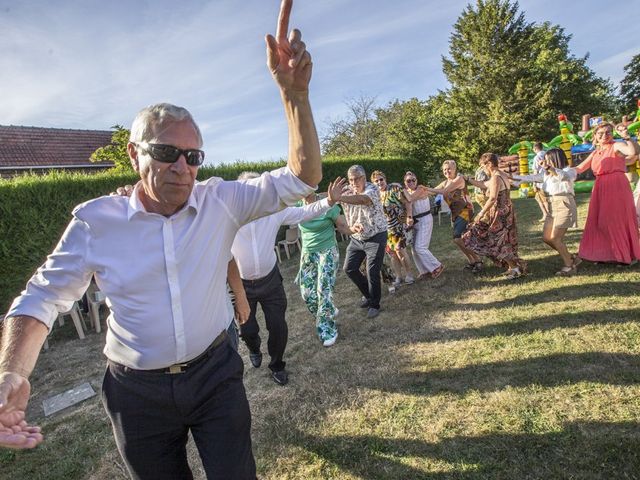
[0,156,423,312]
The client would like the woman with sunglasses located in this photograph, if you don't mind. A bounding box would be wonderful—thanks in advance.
[573,122,640,264]
[403,171,444,279]
[512,148,579,276]
[370,170,415,288]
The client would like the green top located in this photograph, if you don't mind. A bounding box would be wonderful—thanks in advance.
[299,203,341,254]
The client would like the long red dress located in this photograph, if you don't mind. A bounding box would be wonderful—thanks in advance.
[576,143,640,264]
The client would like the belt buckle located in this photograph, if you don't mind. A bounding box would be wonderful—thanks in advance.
[167,363,187,374]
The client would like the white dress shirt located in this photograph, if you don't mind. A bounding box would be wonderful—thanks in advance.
[231,198,330,280]
[513,167,577,196]
[6,167,314,369]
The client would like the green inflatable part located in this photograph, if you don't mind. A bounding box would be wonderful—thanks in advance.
[573,180,594,193]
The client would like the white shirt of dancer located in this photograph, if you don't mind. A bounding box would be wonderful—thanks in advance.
[6,168,314,369]
[513,167,577,196]
[231,198,331,280]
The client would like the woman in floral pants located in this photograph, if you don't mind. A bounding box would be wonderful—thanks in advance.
[298,192,350,347]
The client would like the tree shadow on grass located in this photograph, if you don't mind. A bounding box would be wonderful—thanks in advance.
[290,420,640,479]
[426,307,640,343]
[371,352,640,397]
[443,280,638,312]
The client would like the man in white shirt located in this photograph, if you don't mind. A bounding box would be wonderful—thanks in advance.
[0,2,320,479]
[231,173,344,386]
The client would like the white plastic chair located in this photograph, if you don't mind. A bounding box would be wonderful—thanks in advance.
[86,284,108,333]
[274,244,283,263]
[277,225,302,259]
[438,198,451,226]
[43,302,86,350]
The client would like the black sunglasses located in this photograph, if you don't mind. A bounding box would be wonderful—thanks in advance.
[136,142,205,166]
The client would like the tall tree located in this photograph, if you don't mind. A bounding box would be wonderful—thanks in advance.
[442,0,615,163]
[321,95,380,156]
[620,53,640,116]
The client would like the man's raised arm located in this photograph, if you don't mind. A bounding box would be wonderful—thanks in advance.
[266,0,321,187]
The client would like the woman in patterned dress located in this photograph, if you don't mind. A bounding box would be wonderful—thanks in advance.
[463,153,526,279]
[370,170,415,288]
[298,186,351,347]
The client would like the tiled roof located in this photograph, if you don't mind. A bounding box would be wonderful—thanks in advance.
[0,125,114,168]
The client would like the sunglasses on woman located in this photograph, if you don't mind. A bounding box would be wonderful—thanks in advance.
[136,142,206,166]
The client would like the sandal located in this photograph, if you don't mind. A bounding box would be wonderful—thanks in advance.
[431,265,445,279]
[571,254,582,268]
[555,266,576,277]
[504,267,522,280]
[471,261,484,274]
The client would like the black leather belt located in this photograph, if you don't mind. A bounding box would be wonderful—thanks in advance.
[414,211,431,219]
[145,330,228,374]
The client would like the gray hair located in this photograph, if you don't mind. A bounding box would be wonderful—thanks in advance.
[129,103,203,147]
[442,159,457,171]
[237,171,260,180]
[347,164,366,178]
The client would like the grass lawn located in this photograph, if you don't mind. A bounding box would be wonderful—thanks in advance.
[1,192,639,479]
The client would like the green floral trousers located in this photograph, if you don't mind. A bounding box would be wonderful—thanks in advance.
[298,246,339,342]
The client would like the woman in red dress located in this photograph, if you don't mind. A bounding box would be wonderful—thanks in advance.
[574,122,640,264]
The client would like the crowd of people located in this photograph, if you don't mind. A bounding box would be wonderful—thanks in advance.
[1,1,639,478]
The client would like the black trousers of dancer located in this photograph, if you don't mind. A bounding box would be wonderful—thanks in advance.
[240,264,288,372]
[102,334,256,480]
[343,231,387,309]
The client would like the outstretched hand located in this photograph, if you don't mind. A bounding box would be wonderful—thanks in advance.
[327,176,347,205]
[266,0,312,93]
[0,372,42,449]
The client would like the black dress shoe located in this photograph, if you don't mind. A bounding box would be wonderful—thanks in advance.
[271,370,288,386]
[249,352,262,368]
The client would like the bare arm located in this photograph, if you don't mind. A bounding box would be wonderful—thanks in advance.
[334,214,353,235]
[266,0,321,186]
[474,176,499,222]
[340,194,373,206]
[430,176,465,196]
[0,316,48,449]
[226,260,249,325]
[574,152,593,174]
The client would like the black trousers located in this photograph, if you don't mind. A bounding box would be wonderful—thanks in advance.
[343,231,387,309]
[240,264,288,372]
[101,337,256,480]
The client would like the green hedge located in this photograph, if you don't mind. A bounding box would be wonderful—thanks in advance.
[0,156,424,312]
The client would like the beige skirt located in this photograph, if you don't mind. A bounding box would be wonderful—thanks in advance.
[547,195,577,229]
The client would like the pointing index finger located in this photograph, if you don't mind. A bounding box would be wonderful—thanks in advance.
[276,0,292,43]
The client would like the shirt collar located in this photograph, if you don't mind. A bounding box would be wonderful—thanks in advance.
[127,182,199,220]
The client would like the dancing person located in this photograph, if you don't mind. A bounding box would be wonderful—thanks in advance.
[573,122,640,264]
[532,142,550,222]
[232,174,345,385]
[513,148,579,276]
[297,188,350,347]
[340,165,388,319]
[427,160,481,271]
[403,171,444,279]
[0,2,321,478]
[370,170,415,288]
[463,153,526,279]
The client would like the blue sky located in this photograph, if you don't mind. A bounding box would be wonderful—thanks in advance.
[1,0,638,165]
